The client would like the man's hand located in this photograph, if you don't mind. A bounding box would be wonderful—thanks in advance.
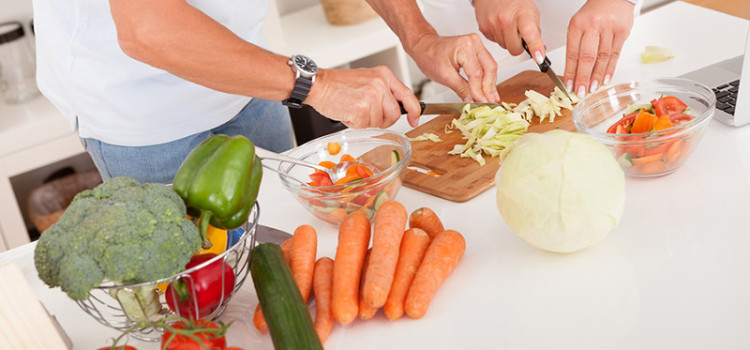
[408,32,500,103]
[305,67,422,129]
[563,0,635,97]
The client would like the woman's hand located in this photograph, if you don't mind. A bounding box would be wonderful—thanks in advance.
[563,0,635,97]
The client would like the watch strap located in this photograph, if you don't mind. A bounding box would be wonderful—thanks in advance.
[282,76,313,108]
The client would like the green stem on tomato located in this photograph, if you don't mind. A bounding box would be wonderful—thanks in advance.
[103,315,232,350]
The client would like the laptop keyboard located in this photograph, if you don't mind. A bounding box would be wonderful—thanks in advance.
[714,79,740,115]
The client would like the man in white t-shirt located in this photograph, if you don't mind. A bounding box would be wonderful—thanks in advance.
[32,0,500,184]
[420,0,642,98]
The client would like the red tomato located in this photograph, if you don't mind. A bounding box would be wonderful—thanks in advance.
[652,96,687,116]
[308,171,333,187]
[668,112,694,125]
[165,254,235,319]
[606,111,638,133]
[161,319,227,350]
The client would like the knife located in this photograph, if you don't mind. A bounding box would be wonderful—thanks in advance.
[399,101,502,115]
[255,224,293,245]
[521,39,573,102]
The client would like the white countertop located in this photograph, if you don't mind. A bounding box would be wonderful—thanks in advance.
[2,2,750,349]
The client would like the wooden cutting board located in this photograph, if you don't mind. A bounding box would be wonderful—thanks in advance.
[403,70,577,202]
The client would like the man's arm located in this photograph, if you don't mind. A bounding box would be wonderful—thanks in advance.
[109,0,421,128]
[366,0,500,103]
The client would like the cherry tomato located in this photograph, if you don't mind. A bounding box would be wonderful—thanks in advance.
[161,319,227,350]
[652,96,687,116]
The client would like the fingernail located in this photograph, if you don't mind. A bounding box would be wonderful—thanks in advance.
[577,85,586,98]
[463,96,472,103]
[604,75,611,85]
[590,80,599,92]
[534,51,544,64]
[565,80,573,92]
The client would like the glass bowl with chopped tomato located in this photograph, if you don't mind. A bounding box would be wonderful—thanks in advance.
[277,128,411,224]
[572,78,715,177]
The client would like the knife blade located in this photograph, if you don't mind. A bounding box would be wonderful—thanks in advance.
[399,101,502,115]
[521,39,573,102]
[255,224,293,245]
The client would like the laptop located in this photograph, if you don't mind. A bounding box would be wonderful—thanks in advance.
[678,22,750,127]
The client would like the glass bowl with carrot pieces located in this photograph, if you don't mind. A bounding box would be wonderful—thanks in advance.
[572,78,715,177]
[277,128,411,224]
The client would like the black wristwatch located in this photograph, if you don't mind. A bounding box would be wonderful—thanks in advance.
[282,54,318,108]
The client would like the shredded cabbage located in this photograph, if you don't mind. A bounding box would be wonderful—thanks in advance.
[408,133,443,142]
[446,104,530,166]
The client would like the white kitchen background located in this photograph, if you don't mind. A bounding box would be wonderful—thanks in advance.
[0,0,667,247]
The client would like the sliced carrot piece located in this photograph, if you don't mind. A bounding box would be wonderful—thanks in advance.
[327,142,342,155]
[652,115,673,131]
[319,160,336,169]
[631,153,663,166]
[666,139,689,165]
[340,154,356,162]
[636,160,667,175]
[631,109,658,133]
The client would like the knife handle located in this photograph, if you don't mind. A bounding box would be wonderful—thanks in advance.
[521,39,551,73]
[398,101,427,115]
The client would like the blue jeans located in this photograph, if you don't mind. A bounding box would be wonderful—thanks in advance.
[82,98,295,184]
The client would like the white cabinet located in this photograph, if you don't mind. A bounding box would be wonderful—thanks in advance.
[0,97,88,251]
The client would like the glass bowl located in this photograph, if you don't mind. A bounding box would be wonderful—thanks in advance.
[278,128,411,225]
[572,78,715,177]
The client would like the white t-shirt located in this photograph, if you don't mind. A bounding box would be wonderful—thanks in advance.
[420,0,642,83]
[32,0,270,146]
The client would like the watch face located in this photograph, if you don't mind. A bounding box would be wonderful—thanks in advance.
[293,55,318,76]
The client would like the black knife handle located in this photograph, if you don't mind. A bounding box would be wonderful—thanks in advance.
[398,101,426,115]
[521,38,551,73]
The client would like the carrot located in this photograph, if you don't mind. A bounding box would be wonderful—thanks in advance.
[290,225,317,303]
[280,238,293,266]
[384,228,431,321]
[404,230,465,319]
[358,249,379,320]
[340,154,356,162]
[313,257,335,343]
[332,211,371,325]
[362,200,408,308]
[408,207,445,239]
[319,160,336,169]
[327,142,342,155]
[253,238,295,332]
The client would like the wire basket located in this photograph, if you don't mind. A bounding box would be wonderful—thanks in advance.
[75,202,260,341]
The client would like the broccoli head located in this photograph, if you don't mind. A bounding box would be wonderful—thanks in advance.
[34,176,202,301]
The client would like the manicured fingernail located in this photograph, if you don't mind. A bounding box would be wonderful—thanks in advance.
[577,85,586,98]
[565,80,573,92]
[590,80,599,92]
[604,75,611,85]
[534,51,544,64]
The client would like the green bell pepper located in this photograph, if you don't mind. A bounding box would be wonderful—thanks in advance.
[173,134,263,248]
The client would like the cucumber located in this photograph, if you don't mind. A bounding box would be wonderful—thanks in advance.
[617,152,633,168]
[391,150,400,166]
[250,243,323,350]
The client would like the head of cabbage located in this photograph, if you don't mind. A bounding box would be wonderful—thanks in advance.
[495,130,625,253]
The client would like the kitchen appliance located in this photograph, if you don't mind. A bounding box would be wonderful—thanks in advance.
[0,21,39,104]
